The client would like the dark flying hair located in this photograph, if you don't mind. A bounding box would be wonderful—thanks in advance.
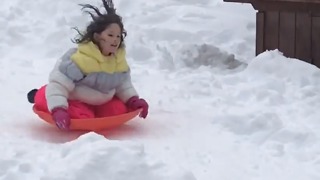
[72,0,127,47]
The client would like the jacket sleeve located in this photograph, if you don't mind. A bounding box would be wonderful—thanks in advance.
[45,48,85,111]
[115,72,139,103]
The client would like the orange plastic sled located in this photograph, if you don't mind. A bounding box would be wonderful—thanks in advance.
[32,105,141,131]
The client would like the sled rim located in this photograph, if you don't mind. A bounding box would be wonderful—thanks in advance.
[32,105,141,131]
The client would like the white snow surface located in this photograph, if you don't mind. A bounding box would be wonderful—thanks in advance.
[1,0,320,179]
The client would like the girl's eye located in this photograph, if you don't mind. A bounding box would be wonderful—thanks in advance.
[108,34,113,37]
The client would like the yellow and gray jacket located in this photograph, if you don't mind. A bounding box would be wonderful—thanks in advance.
[45,41,138,111]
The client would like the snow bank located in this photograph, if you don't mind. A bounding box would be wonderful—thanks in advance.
[0,132,195,180]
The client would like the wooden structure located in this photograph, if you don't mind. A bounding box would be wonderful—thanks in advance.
[223,0,320,68]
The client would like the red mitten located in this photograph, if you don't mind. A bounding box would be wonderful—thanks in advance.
[126,96,149,118]
[51,107,71,130]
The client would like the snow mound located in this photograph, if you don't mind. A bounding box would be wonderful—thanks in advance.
[246,50,320,83]
[0,133,195,180]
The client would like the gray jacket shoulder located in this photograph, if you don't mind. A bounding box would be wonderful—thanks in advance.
[61,48,77,60]
[58,48,85,82]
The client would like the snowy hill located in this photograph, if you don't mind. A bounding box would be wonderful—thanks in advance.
[1,0,320,179]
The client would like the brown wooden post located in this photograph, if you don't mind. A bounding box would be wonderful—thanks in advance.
[256,12,265,55]
[279,12,295,57]
[264,12,279,51]
[295,13,312,63]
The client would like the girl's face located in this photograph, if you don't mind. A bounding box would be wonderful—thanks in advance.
[94,23,121,56]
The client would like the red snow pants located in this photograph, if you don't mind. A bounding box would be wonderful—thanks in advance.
[34,85,128,119]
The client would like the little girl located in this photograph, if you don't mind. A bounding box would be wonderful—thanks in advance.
[27,0,149,130]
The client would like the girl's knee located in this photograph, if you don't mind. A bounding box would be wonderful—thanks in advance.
[68,101,95,119]
[95,98,128,117]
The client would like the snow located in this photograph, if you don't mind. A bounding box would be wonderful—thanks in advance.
[1,0,320,179]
